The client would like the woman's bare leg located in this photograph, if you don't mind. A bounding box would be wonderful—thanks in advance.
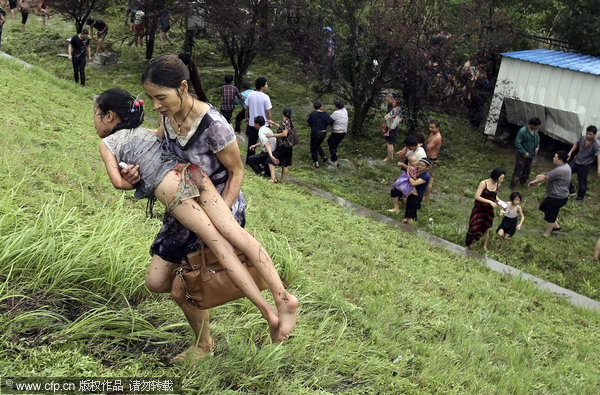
[145,255,213,360]
[483,229,490,251]
[154,171,283,340]
[280,167,288,184]
[268,163,277,182]
[186,167,297,341]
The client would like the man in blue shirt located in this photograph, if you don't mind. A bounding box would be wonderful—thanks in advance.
[235,82,253,133]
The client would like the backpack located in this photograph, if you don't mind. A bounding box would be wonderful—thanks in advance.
[283,127,299,147]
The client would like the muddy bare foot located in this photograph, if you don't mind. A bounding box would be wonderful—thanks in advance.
[387,208,400,213]
[171,340,215,363]
[265,307,280,343]
[274,292,298,342]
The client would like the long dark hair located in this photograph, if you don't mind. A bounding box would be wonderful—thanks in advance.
[96,88,145,134]
[282,107,293,130]
[141,53,209,102]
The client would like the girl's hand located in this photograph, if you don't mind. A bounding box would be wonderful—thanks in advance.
[120,164,141,185]
[490,201,498,209]
[517,224,522,230]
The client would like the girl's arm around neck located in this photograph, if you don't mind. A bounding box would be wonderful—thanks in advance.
[99,142,136,190]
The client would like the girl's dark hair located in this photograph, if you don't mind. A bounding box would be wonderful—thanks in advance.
[490,168,506,181]
[141,53,209,102]
[334,99,344,109]
[509,191,522,202]
[282,107,293,129]
[96,88,145,134]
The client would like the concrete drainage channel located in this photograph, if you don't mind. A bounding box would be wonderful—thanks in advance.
[288,177,600,312]
[4,50,597,312]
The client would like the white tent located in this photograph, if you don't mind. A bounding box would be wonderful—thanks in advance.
[484,49,600,144]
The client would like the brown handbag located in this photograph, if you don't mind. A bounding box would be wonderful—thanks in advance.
[178,243,268,309]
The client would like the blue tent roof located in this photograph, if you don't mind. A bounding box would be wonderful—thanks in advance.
[501,49,600,76]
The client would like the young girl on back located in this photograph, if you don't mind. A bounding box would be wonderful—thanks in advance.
[388,154,418,213]
[94,88,297,343]
[496,191,525,249]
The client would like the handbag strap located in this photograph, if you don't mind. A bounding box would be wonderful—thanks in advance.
[199,242,213,282]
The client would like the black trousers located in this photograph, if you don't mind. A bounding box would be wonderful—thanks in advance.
[245,124,259,163]
[510,154,532,188]
[327,132,346,162]
[234,109,245,133]
[310,130,327,163]
[72,57,86,86]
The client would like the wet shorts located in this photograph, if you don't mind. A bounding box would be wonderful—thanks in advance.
[165,163,205,213]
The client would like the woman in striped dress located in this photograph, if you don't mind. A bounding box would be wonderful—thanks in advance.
[465,168,505,251]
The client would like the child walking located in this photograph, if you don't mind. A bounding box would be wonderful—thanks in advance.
[94,88,297,344]
[388,154,418,213]
[496,191,525,249]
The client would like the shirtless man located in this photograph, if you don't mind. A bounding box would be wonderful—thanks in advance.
[424,120,442,198]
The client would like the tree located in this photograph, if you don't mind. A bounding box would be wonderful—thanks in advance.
[286,0,447,136]
[52,0,108,34]
[545,0,600,56]
[141,0,181,60]
[202,0,272,87]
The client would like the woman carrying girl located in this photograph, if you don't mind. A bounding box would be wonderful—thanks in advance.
[96,88,297,351]
[465,168,505,251]
[402,158,431,224]
[266,107,294,184]
[496,191,525,249]
[120,53,292,360]
[388,154,418,213]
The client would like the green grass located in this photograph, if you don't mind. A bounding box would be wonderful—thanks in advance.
[1,13,600,393]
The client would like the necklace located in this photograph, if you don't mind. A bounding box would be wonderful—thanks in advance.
[173,96,194,134]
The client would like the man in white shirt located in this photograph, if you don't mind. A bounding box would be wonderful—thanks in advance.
[244,77,272,162]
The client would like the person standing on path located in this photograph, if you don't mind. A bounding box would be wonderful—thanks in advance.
[567,125,600,201]
[510,117,541,188]
[529,150,571,238]
[327,99,348,167]
[244,77,271,162]
[68,29,92,87]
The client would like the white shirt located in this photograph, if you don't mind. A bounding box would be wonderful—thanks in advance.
[245,91,272,127]
[331,108,348,133]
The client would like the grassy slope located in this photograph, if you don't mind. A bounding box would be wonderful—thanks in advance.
[6,6,599,301]
[1,39,600,394]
